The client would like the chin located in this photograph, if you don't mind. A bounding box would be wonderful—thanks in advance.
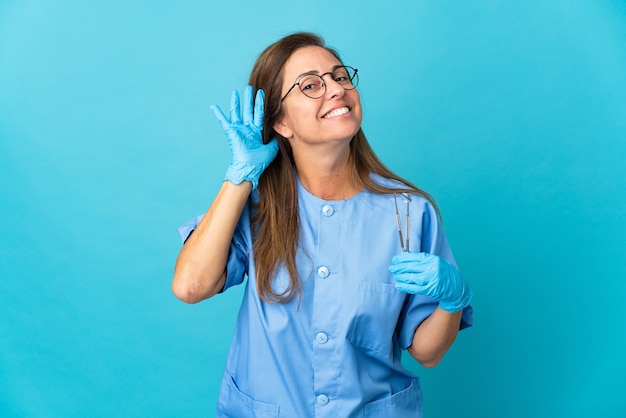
[341,122,361,139]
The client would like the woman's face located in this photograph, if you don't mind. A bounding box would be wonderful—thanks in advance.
[274,46,362,149]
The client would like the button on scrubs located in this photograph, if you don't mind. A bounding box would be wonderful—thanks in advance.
[178,174,473,417]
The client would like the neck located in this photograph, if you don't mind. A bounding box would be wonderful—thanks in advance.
[292,142,362,200]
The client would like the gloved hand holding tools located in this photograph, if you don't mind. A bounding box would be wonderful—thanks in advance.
[389,252,473,313]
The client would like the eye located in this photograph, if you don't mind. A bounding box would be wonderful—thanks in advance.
[333,68,350,84]
[299,76,323,92]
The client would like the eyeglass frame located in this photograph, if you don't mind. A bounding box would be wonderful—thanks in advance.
[280,65,359,102]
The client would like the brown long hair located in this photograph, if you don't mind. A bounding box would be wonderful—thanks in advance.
[247,32,439,303]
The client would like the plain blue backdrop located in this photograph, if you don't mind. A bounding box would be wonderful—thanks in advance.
[1,0,625,417]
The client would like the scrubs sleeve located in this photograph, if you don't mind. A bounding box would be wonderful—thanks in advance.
[222,204,250,292]
[397,200,474,349]
[177,214,204,244]
[176,204,251,293]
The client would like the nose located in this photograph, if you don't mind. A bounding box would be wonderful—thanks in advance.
[322,74,345,99]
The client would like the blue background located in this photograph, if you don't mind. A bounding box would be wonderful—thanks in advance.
[1,0,625,416]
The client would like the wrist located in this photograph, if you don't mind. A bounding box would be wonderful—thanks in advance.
[438,286,473,313]
[225,162,264,190]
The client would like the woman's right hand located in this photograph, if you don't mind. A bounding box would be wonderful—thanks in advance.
[211,85,279,190]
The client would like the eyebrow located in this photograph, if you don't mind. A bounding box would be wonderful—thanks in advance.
[294,65,344,81]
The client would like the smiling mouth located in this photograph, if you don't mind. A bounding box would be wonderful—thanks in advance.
[322,106,350,118]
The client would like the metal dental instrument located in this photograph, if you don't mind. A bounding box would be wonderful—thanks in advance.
[394,193,412,252]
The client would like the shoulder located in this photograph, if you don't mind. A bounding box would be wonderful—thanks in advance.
[367,173,435,211]
[368,172,404,189]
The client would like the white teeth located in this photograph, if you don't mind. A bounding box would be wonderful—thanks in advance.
[323,107,349,118]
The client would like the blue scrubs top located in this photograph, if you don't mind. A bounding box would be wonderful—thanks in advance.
[178,174,473,418]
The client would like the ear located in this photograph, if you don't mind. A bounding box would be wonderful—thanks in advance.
[273,117,293,139]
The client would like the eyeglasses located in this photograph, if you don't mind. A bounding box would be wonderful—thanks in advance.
[281,65,359,101]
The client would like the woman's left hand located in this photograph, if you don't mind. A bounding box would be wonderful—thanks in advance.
[388,252,473,313]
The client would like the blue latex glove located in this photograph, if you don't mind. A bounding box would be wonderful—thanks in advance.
[388,251,472,313]
[210,86,278,190]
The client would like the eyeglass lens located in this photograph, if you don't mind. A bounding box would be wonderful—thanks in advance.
[298,66,358,99]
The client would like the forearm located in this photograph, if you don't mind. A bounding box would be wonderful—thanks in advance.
[407,307,463,368]
[172,181,251,303]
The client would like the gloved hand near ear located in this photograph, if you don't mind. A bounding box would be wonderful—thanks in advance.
[388,252,473,313]
[211,85,279,190]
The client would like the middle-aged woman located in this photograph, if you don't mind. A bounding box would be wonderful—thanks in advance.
[172,32,473,417]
